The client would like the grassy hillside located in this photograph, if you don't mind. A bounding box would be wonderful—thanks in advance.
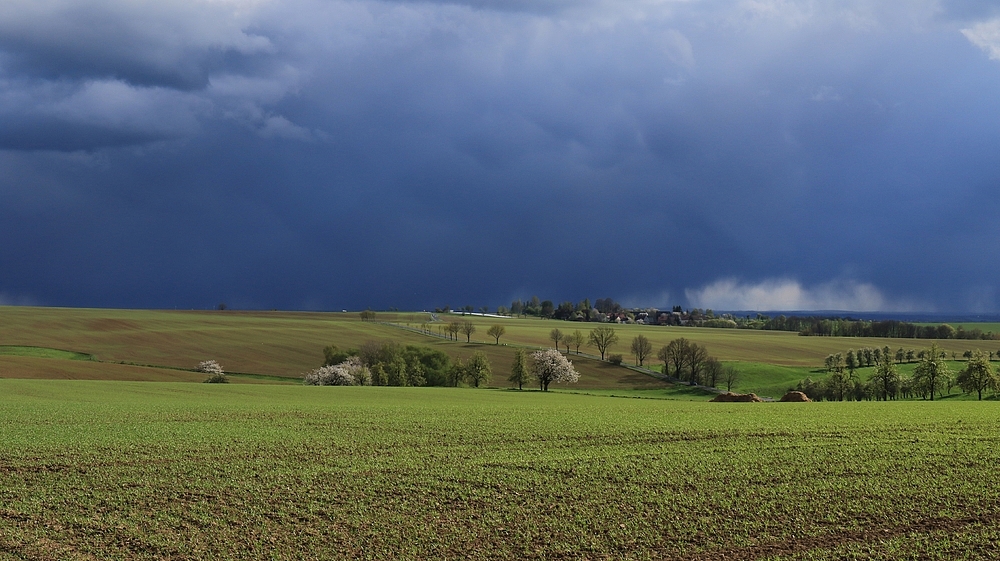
[5,306,1000,395]
[0,307,667,390]
[2,381,999,560]
[425,312,1000,366]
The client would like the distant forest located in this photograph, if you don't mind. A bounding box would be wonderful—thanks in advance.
[750,316,999,340]
[431,297,1000,341]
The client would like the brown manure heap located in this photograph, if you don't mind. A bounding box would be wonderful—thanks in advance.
[710,392,763,403]
[779,391,812,402]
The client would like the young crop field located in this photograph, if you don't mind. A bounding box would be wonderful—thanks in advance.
[1,381,999,560]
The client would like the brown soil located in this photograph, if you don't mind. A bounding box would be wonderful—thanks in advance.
[710,392,763,402]
[779,391,811,402]
[677,510,1000,560]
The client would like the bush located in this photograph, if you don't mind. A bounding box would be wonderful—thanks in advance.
[701,319,738,329]
[323,345,359,366]
[304,357,371,386]
[199,360,228,384]
[608,354,623,365]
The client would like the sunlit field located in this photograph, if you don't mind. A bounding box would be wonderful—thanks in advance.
[2,381,999,560]
[5,307,1000,400]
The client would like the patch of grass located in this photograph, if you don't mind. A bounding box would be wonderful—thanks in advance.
[1,381,999,559]
[0,345,94,361]
[725,361,819,399]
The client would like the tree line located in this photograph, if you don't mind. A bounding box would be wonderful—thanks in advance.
[310,342,491,387]
[798,344,998,401]
[770,317,1000,340]
[307,339,583,392]
[543,327,741,391]
[652,337,739,390]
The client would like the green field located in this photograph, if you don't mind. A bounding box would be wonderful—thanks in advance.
[1,381,998,560]
[0,345,94,361]
[3,308,1000,557]
[916,322,1000,333]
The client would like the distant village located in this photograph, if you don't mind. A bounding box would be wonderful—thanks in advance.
[435,298,741,327]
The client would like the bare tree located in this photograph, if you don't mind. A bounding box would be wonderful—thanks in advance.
[549,328,563,350]
[568,330,586,354]
[658,338,689,378]
[703,357,723,388]
[487,324,506,344]
[461,320,476,343]
[630,334,653,366]
[587,327,619,360]
[686,343,709,384]
[723,365,740,392]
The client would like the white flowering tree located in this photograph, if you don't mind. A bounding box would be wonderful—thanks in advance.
[304,356,372,386]
[531,348,580,391]
[199,360,228,383]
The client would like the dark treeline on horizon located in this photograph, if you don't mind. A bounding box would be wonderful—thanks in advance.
[759,316,1000,340]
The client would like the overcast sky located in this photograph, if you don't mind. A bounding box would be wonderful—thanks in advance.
[2,0,1000,312]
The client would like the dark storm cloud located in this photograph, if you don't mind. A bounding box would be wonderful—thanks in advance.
[3,0,1000,312]
[0,0,273,88]
[0,79,205,150]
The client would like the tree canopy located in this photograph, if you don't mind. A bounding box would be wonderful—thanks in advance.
[508,349,530,390]
[957,349,997,400]
[630,334,652,366]
[531,348,580,391]
[486,324,506,344]
[588,327,618,360]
